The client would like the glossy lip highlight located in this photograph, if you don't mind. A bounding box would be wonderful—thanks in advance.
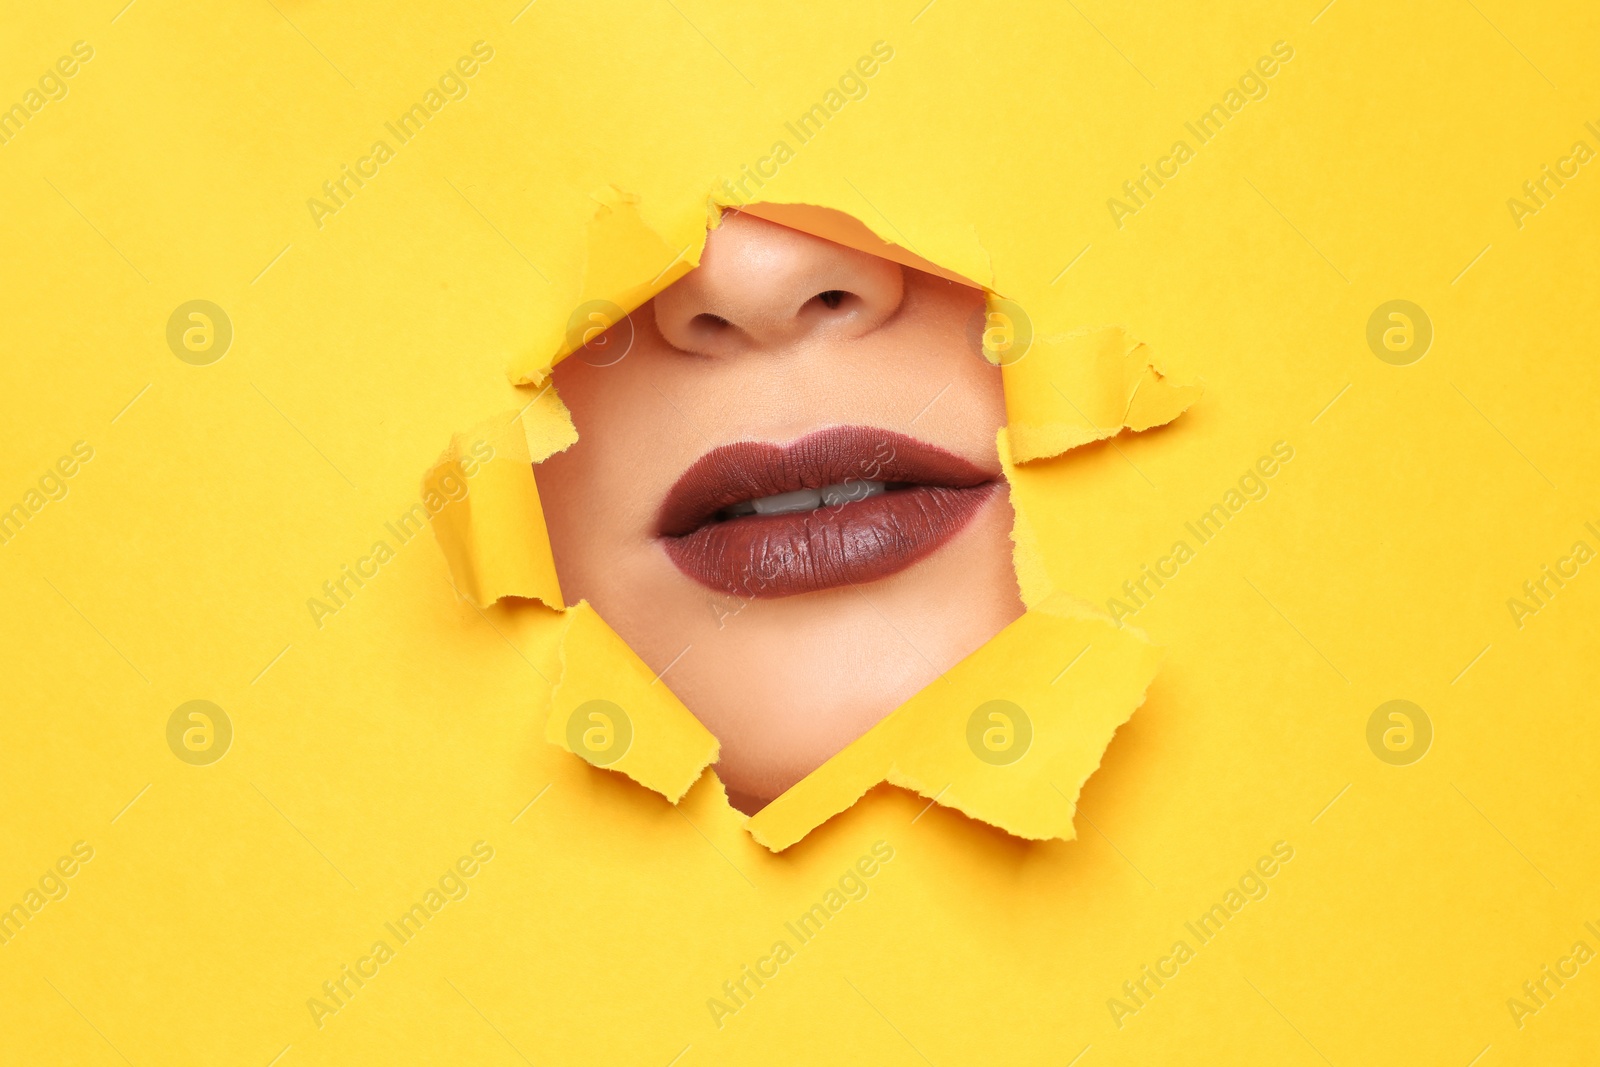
[657,426,1000,598]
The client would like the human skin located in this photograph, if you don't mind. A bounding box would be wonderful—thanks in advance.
[535,210,1024,813]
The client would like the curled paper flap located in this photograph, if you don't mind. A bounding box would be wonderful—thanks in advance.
[546,602,720,803]
[1002,325,1202,464]
[735,201,985,289]
[746,596,1162,851]
[543,596,1160,852]
[511,185,706,386]
[425,409,566,609]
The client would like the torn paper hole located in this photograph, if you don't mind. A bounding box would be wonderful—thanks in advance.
[429,192,1197,850]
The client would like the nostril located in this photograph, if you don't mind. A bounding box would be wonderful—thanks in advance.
[814,290,849,310]
[693,312,733,330]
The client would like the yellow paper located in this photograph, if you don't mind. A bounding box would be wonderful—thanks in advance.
[748,597,1163,851]
[423,411,564,610]
[5,4,1598,1065]
[1003,325,1203,463]
[545,602,719,803]
[511,185,707,386]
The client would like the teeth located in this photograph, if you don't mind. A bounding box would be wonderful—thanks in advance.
[725,480,887,519]
[752,488,822,515]
[821,480,886,507]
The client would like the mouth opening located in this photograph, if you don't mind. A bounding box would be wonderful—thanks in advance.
[657,426,1000,598]
[709,479,922,524]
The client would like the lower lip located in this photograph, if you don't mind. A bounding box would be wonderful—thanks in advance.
[662,482,998,598]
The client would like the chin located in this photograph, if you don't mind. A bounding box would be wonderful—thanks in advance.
[643,491,1025,812]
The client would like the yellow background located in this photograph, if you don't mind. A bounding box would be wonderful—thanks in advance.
[3,0,1598,1063]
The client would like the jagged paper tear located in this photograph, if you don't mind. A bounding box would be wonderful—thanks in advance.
[424,400,570,610]
[1002,325,1202,464]
[539,594,1160,851]
[509,185,706,387]
[427,188,1196,851]
[546,602,720,804]
[751,595,1161,850]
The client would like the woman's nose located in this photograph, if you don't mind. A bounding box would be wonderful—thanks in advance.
[652,213,905,358]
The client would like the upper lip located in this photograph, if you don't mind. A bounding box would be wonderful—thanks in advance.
[657,426,996,537]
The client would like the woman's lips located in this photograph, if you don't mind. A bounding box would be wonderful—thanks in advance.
[657,426,999,598]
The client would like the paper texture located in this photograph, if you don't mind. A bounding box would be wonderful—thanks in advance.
[1003,325,1202,464]
[4,5,1596,1064]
